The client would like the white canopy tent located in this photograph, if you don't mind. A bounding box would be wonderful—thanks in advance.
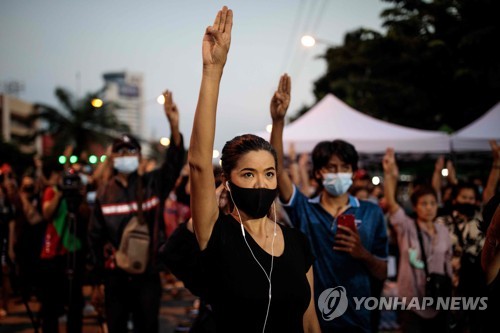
[451,101,500,151]
[256,94,451,154]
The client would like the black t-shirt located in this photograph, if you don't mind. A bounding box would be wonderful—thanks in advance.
[201,214,314,333]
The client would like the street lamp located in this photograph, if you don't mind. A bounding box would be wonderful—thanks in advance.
[157,95,165,105]
[91,98,103,108]
[160,137,170,146]
[300,35,334,48]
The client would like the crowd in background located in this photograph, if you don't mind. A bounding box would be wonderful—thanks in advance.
[0,6,499,332]
[0,123,499,333]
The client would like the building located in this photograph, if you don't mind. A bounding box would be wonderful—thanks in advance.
[102,71,144,137]
[0,94,41,154]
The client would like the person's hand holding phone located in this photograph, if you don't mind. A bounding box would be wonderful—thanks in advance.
[334,214,368,259]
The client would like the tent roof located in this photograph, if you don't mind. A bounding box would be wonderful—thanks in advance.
[258,94,451,154]
[451,101,500,151]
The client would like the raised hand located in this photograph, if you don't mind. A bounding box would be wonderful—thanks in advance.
[162,90,179,129]
[434,156,444,172]
[202,6,233,69]
[334,225,367,259]
[446,159,457,184]
[270,74,291,121]
[490,140,500,163]
[382,148,399,179]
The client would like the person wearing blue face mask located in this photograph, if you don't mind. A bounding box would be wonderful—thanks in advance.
[88,90,185,333]
[270,78,388,333]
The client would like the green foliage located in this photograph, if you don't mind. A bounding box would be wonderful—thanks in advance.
[299,0,500,132]
[34,88,130,155]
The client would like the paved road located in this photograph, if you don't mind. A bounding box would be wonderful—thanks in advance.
[0,285,197,333]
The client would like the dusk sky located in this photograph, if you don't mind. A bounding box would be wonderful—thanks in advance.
[1,0,386,152]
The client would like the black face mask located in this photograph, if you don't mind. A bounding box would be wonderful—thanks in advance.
[227,181,278,219]
[453,203,478,218]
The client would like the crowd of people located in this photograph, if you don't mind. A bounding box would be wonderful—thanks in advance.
[0,5,499,333]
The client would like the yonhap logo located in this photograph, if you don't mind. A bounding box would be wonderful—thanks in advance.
[318,286,348,321]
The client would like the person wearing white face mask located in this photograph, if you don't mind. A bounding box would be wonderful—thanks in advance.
[270,78,388,333]
[88,90,185,333]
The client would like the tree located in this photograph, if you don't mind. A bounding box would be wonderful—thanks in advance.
[300,0,500,132]
[34,88,130,155]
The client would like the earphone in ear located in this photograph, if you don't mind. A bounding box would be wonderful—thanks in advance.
[225,180,231,192]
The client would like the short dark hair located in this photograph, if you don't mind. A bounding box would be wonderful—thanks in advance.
[312,139,359,182]
[410,185,438,206]
[220,134,277,179]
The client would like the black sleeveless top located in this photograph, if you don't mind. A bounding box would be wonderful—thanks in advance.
[201,214,314,333]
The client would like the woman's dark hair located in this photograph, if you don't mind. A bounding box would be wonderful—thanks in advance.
[220,134,278,179]
[410,185,438,206]
[311,140,359,183]
[451,182,480,202]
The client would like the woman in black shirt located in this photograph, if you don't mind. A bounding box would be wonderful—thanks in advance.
[188,6,320,333]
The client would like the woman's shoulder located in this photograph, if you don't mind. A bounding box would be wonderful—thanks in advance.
[435,221,451,237]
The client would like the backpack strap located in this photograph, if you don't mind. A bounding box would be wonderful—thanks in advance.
[136,176,146,226]
[414,219,448,276]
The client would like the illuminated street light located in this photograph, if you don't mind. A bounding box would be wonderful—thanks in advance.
[91,98,103,108]
[300,35,334,48]
[160,137,170,146]
[157,95,165,105]
[301,35,316,47]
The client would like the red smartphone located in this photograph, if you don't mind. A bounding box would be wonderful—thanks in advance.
[337,214,356,232]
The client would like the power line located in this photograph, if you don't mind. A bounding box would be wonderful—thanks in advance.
[280,0,307,75]
[290,0,328,81]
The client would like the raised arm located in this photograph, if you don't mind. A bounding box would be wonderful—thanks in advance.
[483,140,500,204]
[189,6,233,250]
[163,90,181,147]
[445,159,458,186]
[432,156,445,205]
[382,148,400,214]
[288,143,300,186]
[269,74,294,202]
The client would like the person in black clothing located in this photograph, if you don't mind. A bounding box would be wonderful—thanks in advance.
[12,175,45,304]
[0,182,15,317]
[88,92,185,333]
[188,6,320,333]
[39,160,89,333]
[481,193,500,331]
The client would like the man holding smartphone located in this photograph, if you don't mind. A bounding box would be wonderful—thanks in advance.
[270,74,388,333]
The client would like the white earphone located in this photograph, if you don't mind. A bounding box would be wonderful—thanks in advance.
[226,183,277,333]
